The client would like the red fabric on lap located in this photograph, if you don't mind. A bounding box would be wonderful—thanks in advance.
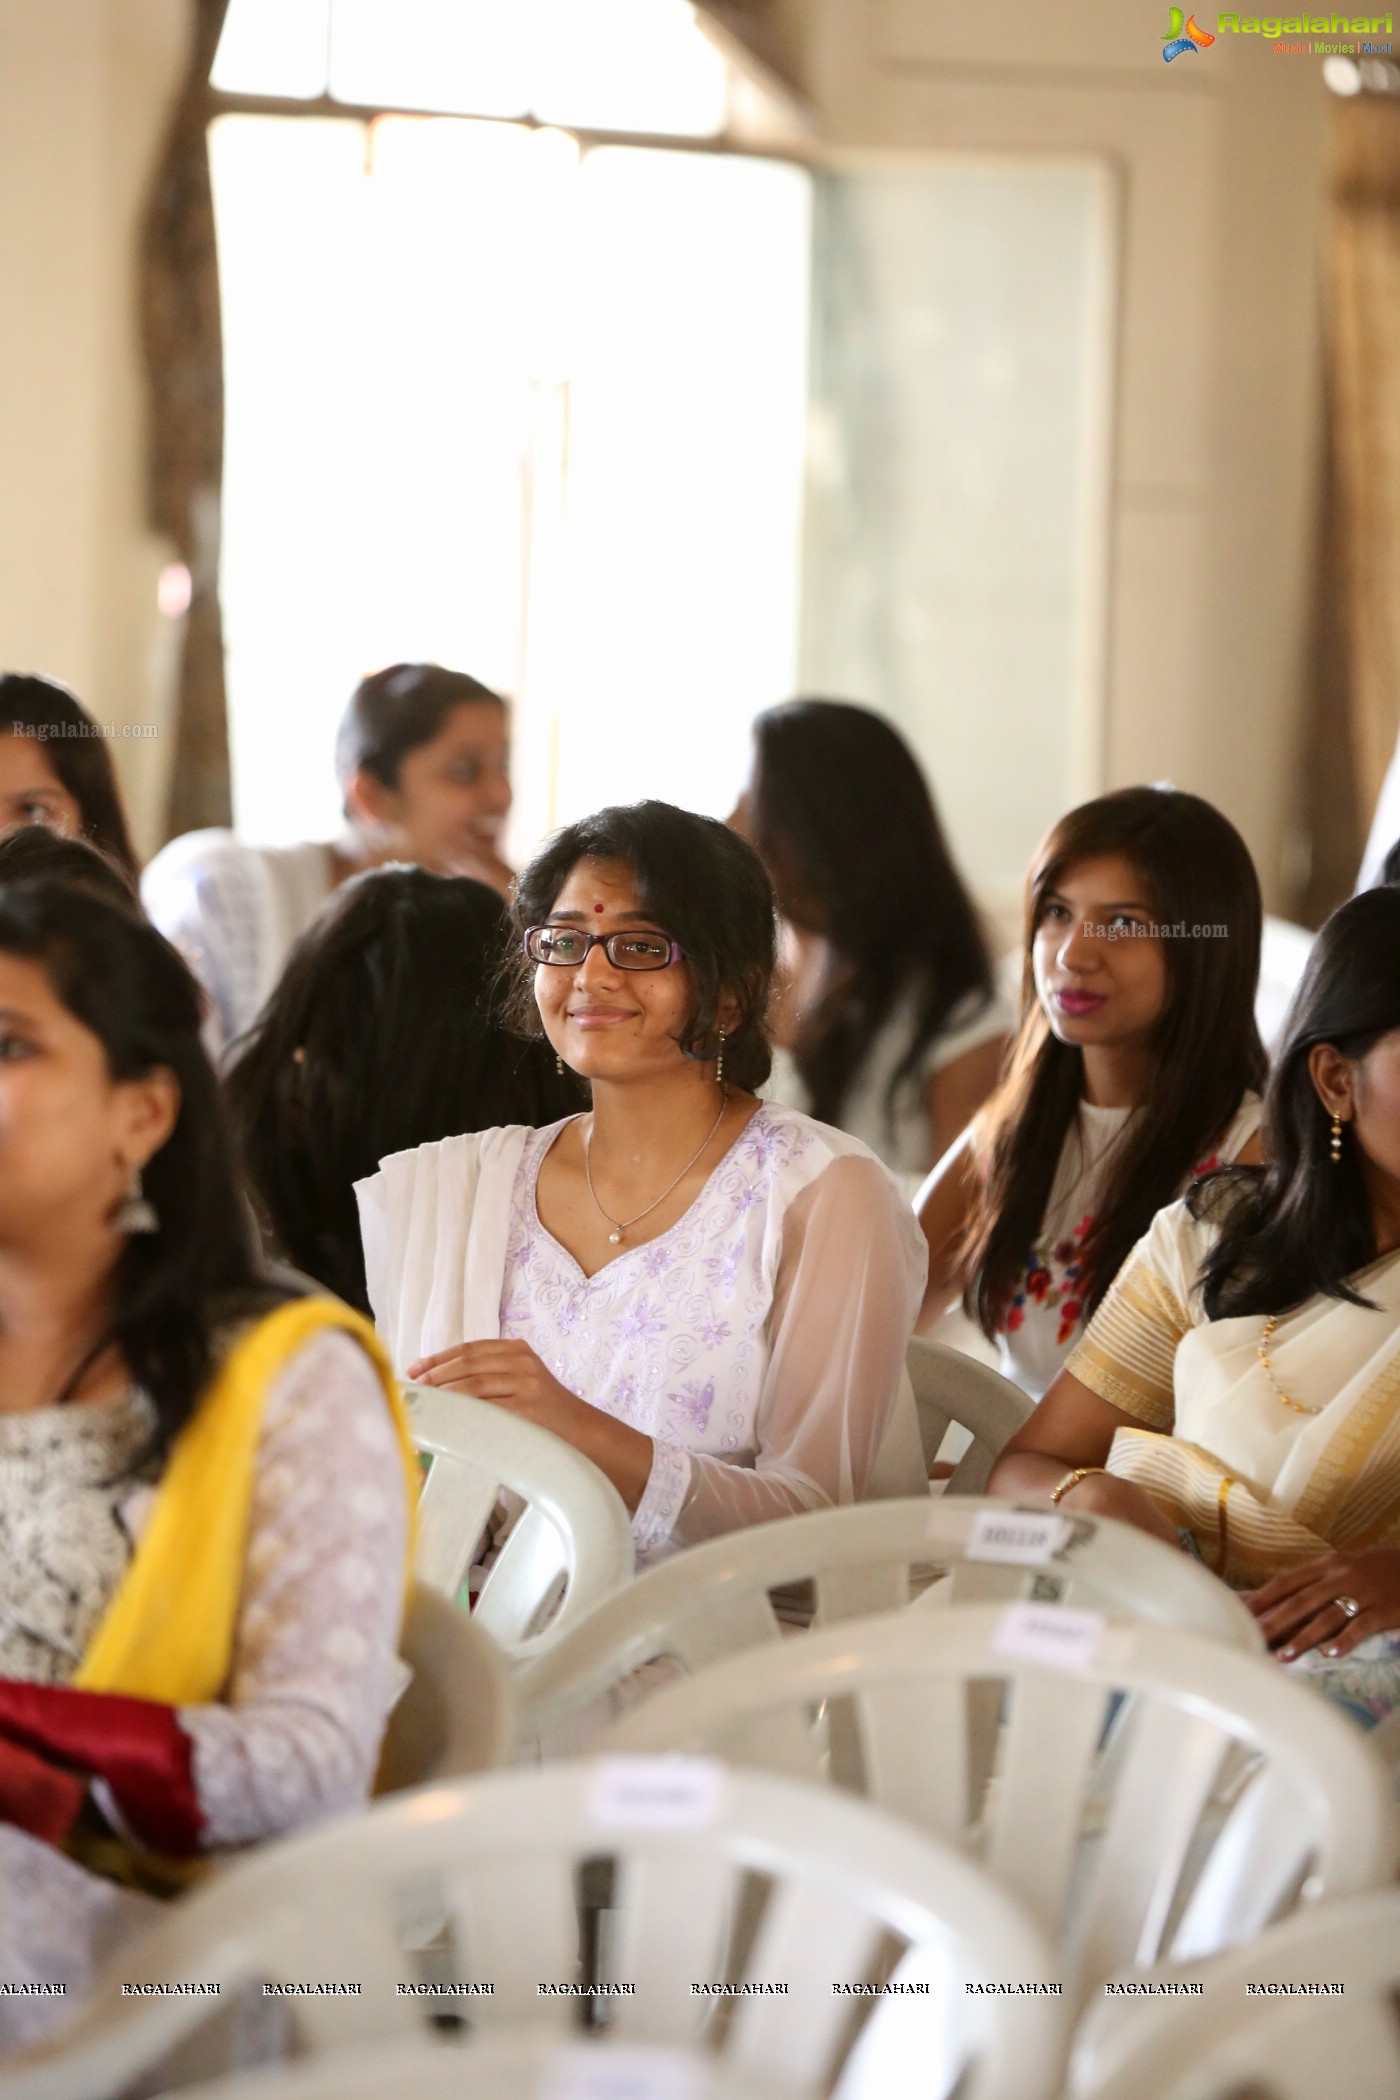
[0,1734,87,1845]
[0,1679,204,1857]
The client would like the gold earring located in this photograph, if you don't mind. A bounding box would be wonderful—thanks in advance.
[556,1053,565,1076]
[1330,1112,1344,1163]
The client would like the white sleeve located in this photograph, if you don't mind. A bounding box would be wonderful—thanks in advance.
[140,832,266,1058]
[180,1331,409,1848]
[1358,732,1400,889]
[923,986,1015,1077]
[633,1153,929,1556]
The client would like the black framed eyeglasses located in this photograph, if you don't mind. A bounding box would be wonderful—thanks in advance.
[523,925,684,971]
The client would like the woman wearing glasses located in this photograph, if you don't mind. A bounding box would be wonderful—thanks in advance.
[356,801,928,1564]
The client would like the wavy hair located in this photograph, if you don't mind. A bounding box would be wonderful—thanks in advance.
[965,786,1266,1337]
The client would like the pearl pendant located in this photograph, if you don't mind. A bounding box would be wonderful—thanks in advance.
[608,1231,622,1245]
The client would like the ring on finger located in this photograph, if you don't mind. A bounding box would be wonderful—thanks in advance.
[1334,1594,1362,1619]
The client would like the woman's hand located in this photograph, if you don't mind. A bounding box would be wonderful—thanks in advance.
[405,1340,655,1512]
[407,1340,587,1439]
[1244,1549,1400,1660]
[1055,1468,1185,1549]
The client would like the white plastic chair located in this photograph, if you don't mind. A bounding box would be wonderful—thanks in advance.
[1070,1886,1400,2100]
[0,1763,1066,2100]
[605,1606,1397,2006]
[406,1383,634,1653]
[905,1339,1033,1489]
[165,2038,788,2100]
[377,1582,514,1791]
[516,1499,1261,1743]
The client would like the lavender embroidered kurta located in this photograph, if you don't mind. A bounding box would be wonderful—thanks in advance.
[357,1105,928,1563]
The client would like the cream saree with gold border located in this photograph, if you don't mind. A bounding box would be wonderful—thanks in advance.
[1068,1198,1400,1587]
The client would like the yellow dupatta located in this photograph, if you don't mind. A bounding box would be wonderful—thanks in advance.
[74,1296,418,1704]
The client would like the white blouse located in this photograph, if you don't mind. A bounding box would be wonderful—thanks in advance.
[993,1093,1263,1401]
[0,1331,408,2042]
[357,1105,929,1564]
[141,832,336,1058]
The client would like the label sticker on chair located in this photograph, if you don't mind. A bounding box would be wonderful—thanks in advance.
[965,1508,1070,1566]
[992,1601,1105,1671]
[543,2045,704,2100]
[588,1756,727,1830]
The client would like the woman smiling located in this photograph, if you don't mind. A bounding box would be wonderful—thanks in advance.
[356,801,928,1563]
[916,787,1267,1396]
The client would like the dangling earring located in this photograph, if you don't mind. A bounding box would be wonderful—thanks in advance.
[715,1027,727,1093]
[1330,1112,1344,1164]
[556,1053,566,1076]
[114,1165,159,1235]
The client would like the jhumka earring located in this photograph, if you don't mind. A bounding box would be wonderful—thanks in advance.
[115,1166,159,1235]
[1330,1112,1344,1164]
[715,1027,727,1091]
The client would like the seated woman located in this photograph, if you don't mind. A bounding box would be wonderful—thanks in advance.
[732,699,1011,1184]
[356,801,928,1565]
[142,662,514,1057]
[917,786,1267,1396]
[0,877,416,2035]
[0,673,140,878]
[226,866,581,1313]
[988,885,1400,1727]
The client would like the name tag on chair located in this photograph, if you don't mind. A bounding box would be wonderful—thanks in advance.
[588,1756,727,1830]
[993,1601,1105,1671]
[965,1508,1071,1566]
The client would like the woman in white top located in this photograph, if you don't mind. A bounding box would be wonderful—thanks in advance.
[730,701,1012,1185]
[142,663,513,1057]
[0,866,413,2040]
[916,787,1267,1398]
[356,801,928,1566]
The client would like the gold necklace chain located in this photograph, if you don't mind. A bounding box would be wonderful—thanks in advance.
[584,1096,728,1246]
[1257,1315,1323,1417]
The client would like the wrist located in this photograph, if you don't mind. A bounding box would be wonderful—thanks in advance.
[1050,1464,1111,1507]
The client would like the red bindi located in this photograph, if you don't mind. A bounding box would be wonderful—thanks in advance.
[593,902,605,913]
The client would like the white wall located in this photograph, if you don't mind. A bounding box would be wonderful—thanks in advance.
[770,0,1327,911]
[0,0,188,854]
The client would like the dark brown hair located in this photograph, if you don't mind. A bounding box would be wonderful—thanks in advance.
[1194,885,1400,1318]
[965,786,1267,1338]
[0,674,139,876]
[334,663,505,799]
[747,700,996,1135]
[510,802,777,1092]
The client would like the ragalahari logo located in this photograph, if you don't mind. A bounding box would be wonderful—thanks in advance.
[1162,7,1218,54]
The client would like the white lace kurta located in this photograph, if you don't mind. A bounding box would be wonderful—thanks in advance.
[359,1104,929,1565]
[0,1331,408,2044]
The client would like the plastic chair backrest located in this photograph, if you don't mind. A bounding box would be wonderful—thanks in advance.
[1071,1886,1400,2100]
[515,1498,1262,1742]
[0,1764,1067,2100]
[604,1606,1396,2007]
[905,1339,1033,1490]
[166,2038,788,2100]
[405,1383,634,1653]
[377,1583,513,1792]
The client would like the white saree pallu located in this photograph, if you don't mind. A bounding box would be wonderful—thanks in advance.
[354,1109,930,1565]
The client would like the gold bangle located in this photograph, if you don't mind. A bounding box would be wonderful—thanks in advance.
[1050,1465,1110,1506]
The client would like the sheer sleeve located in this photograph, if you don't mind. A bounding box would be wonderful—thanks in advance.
[633,1153,928,1556]
[180,1332,408,1848]
[1065,1197,1214,1429]
[140,832,265,1058]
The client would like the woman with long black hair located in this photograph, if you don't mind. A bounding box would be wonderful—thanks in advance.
[0,876,415,2031]
[918,786,1267,1396]
[991,884,1400,1728]
[0,674,139,878]
[732,700,1011,1180]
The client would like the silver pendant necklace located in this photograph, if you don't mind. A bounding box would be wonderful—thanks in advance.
[584,1097,728,1246]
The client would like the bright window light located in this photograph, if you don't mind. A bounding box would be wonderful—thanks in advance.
[530,0,728,137]
[329,0,532,118]
[213,0,729,135]
[211,113,808,850]
[211,0,329,100]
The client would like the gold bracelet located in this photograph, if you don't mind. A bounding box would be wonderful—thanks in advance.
[1050,1465,1110,1506]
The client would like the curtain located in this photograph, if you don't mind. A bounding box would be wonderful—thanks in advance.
[141,0,233,842]
[1302,93,1400,917]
